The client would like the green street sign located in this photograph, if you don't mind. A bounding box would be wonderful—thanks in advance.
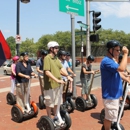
[59,0,84,16]
[79,23,88,29]
[75,31,86,35]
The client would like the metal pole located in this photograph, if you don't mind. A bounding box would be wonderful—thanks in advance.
[80,27,84,65]
[16,0,20,56]
[70,14,77,98]
[86,0,91,57]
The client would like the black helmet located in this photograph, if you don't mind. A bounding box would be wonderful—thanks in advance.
[106,40,121,49]
[41,50,48,55]
[87,55,95,61]
[20,52,28,56]
[66,52,71,56]
[58,50,67,56]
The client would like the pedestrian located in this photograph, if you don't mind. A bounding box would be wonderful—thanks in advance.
[36,49,48,96]
[44,41,73,127]
[15,52,38,114]
[100,40,129,130]
[80,55,99,103]
[58,50,76,102]
[10,56,19,94]
[66,52,72,68]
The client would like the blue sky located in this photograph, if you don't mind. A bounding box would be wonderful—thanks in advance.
[0,0,130,42]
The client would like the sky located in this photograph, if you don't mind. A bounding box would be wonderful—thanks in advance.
[0,0,130,42]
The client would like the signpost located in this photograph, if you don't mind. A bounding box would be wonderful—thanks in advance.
[59,0,84,16]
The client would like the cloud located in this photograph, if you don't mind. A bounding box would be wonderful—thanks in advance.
[91,2,130,18]
[3,30,10,33]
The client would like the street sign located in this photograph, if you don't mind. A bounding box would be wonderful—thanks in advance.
[79,23,88,29]
[89,0,129,2]
[15,35,21,44]
[59,0,84,16]
[75,31,86,35]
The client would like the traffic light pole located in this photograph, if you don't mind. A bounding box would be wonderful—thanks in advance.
[86,0,91,57]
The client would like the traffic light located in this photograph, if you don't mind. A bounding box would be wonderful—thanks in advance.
[93,11,101,32]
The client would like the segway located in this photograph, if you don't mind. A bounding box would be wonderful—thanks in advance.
[37,84,72,130]
[6,92,16,105]
[75,72,98,111]
[38,76,46,109]
[11,78,38,123]
[60,80,75,113]
[101,82,130,130]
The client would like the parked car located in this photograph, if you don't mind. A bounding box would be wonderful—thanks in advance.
[75,59,80,67]
[28,58,36,66]
[2,60,12,66]
[3,61,13,75]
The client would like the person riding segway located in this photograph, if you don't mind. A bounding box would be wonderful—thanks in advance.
[36,49,48,109]
[6,56,19,105]
[11,52,38,123]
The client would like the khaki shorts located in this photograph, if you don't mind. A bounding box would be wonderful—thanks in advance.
[103,99,119,122]
[44,86,63,108]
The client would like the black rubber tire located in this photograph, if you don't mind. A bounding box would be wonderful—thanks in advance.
[100,108,105,124]
[6,92,16,105]
[38,116,55,130]
[75,96,87,111]
[11,105,23,123]
[60,110,72,130]
[39,95,45,109]
[66,98,75,113]
[90,94,98,108]
[126,95,130,109]
[101,122,125,130]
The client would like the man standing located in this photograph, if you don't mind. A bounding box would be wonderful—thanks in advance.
[36,50,48,96]
[44,41,73,126]
[100,40,129,130]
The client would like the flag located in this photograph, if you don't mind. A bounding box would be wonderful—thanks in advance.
[0,43,6,66]
[0,30,11,59]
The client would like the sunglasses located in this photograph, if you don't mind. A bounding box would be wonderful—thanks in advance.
[114,49,120,52]
[54,47,59,49]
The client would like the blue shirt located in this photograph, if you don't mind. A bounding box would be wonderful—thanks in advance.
[60,60,69,81]
[100,56,122,99]
[36,58,44,76]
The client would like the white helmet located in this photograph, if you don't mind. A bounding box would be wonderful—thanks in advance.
[47,41,59,49]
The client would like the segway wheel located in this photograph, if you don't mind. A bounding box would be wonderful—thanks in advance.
[60,110,72,130]
[66,98,75,113]
[39,95,45,109]
[126,95,130,109]
[11,105,23,123]
[100,108,105,124]
[31,101,38,117]
[90,94,98,108]
[6,92,16,105]
[37,116,55,130]
[75,97,87,111]
[101,122,125,130]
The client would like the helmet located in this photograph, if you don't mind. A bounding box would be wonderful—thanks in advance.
[12,56,19,61]
[66,52,71,56]
[20,52,28,56]
[87,55,95,61]
[106,40,121,49]
[58,50,67,56]
[41,50,48,55]
[47,41,59,49]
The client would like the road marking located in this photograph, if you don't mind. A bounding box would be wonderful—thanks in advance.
[0,82,40,93]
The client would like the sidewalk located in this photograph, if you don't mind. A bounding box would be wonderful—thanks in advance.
[0,78,130,130]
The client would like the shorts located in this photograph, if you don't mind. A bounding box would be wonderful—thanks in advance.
[44,86,62,108]
[80,78,91,95]
[103,99,119,122]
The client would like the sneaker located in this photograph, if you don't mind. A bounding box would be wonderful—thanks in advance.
[53,117,65,128]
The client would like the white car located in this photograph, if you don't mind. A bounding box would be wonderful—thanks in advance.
[3,61,13,75]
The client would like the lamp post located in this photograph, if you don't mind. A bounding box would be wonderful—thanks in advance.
[16,0,30,56]
[77,21,83,65]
